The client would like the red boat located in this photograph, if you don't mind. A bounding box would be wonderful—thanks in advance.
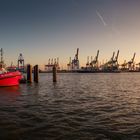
[0,71,22,87]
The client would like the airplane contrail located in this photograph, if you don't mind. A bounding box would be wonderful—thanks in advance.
[96,10,107,26]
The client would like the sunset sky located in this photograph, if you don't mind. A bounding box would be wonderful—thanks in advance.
[1,0,140,68]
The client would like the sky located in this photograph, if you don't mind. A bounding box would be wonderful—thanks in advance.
[0,0,140,69]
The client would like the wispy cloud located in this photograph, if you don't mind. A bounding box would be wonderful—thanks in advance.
[96,10,107,26]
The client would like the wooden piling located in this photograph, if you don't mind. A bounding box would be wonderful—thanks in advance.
[33,65,36,82]
[53,65,57,82]
[34,65,39,83]
[27,64,32,83]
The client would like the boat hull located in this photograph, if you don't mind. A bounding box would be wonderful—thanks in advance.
[0,71,22,87]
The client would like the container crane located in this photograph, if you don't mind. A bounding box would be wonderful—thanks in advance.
[71,48,80,70]
[136,62,140,71]
[108,52,115,65]
[45,57,60,71]
[45,59,52,71]
[102,51,115,71]
[90,50,99,70]
[127,53,136,71]
[112,50,119,70]
[102,50,120,72]
[54,58,57,65]
[51,58,53,65]
[86,56,90,68]
[48,59,50,65]
[114,50,119,64]
[67,57,72,70]
[56,57,60,70]
[121,60,127,70]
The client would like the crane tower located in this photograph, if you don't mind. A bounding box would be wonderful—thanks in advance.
[18,53,25,72]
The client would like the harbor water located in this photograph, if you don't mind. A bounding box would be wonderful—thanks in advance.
[0,73,140,140]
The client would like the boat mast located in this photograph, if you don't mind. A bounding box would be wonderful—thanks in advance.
[0,48,4,67]
[0,48,3,63]
[0,48,6,68]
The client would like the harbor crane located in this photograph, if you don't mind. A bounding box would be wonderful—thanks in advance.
[127,53,136,71]
[71,48,80,70]
[112,50,119,70]
[108,51,115,65]
[86,56,90,68]
[51,58,54,65]
[67,57,72,70]
[48,59,50,65]
[136,62,140,71]
[121,60,127,70]
[102,50,119,71]
[17,53,25,72]
[90,50,99,70]
[102,51,115,70]
[45,57,60,71]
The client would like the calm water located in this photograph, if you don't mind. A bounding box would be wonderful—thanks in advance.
[0,73,140,140]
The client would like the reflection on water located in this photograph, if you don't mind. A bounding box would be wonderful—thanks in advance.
[0,86,20,94]
[0,86,21,102]
[0,73,140,140]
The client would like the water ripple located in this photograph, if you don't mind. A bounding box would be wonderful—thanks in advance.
[0,73,140,139]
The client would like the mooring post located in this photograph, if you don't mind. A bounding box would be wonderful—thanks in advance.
[53,65,57,82]
[33,65,36,82]
[27,64,32,83]
[34,65,39,83]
